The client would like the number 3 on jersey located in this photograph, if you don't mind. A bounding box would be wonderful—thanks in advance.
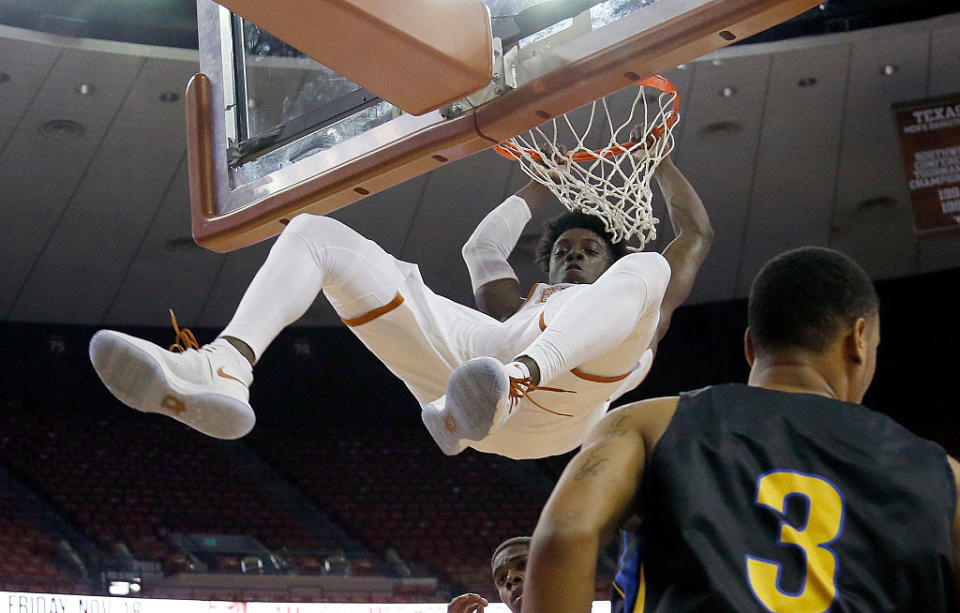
[746,470,845,612]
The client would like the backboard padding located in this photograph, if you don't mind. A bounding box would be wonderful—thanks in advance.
[215,0,493,116]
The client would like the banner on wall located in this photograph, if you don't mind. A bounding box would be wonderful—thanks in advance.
[893,93,960,237]
[1,591,611,613]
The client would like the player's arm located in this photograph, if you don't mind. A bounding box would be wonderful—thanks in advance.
[947,456,960,607]
[651,156,713,348]
[523,397,674,613]
[463,181,555,321]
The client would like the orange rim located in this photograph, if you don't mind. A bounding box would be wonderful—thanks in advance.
[494,75,680,163]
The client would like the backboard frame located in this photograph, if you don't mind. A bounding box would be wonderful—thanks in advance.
[188,0,822,252]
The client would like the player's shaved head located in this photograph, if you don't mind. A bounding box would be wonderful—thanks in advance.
[748,246,879,354]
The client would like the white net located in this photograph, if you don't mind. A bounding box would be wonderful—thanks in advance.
[496,76,679,246]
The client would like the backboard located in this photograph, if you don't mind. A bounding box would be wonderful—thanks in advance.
[188,0,822,251]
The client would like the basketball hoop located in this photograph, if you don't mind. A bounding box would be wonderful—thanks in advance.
[495,75,680,247]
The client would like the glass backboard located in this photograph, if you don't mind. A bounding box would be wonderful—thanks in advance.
[188,0,823,251]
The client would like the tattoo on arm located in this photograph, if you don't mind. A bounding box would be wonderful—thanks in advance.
[574,455,609,480]
[573,413,630,481]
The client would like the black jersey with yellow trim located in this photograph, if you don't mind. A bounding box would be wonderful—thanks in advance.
[613,383,956,612]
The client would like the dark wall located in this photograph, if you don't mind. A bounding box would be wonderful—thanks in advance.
[1,266,958,455]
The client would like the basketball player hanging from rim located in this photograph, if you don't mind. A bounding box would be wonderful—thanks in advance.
[89,84,713,459]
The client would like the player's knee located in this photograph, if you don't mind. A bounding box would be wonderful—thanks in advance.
[283,214,358,251]
[284,213,341,237]
[604,252,671,300]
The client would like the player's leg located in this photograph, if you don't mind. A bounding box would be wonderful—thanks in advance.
[518,251,671,384]
[425,251,670,452]
[220,214,408,361]
[89,214,422,439]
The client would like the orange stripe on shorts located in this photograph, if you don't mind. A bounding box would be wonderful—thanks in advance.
[341,293,405,327]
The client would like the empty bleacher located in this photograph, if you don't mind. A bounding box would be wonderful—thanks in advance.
[248,423,553,594]
[0,482,87,593]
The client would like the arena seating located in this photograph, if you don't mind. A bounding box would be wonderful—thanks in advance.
[0,391,574,603]
[0,489,87,593]
[0,402,359,569]
[248,423,554,595]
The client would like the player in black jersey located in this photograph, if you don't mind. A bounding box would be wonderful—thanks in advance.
[523,246,960,613]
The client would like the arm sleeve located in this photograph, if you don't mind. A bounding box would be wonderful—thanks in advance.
[461,194,532,293]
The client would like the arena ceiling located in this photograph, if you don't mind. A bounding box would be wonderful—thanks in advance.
[0,5,958,328]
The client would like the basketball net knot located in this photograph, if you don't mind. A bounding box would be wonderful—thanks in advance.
[509,376,575,417]
[168,309,200,353]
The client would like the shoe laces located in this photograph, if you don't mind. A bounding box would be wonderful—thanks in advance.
[168,309,199,353]
[508,376,575,417]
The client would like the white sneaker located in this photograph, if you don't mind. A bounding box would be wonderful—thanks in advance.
[89,330,255,439]
[420,396,468,456]
[421,357,527,455]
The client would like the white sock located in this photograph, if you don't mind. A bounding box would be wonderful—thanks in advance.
[504,361,531,382]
